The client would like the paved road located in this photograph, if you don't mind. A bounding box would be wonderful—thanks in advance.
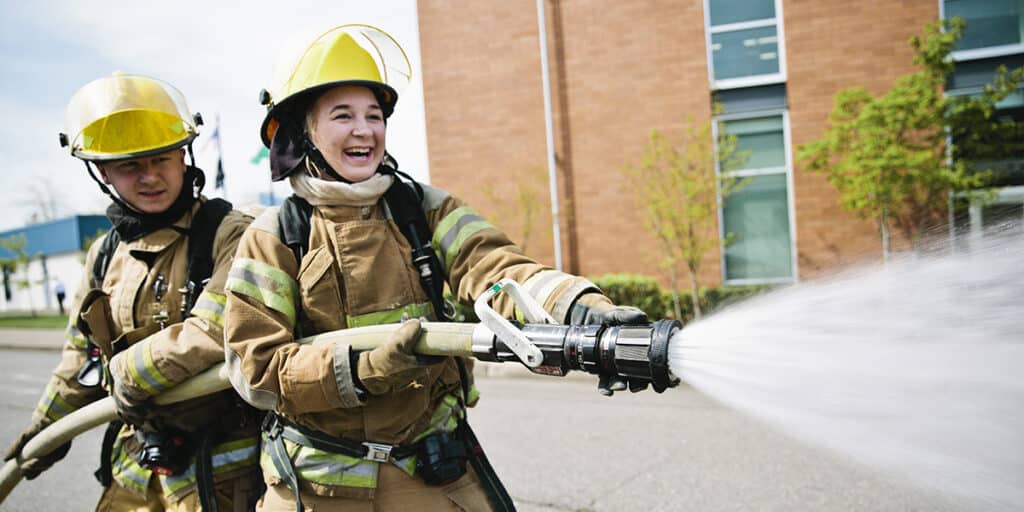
[0,346,987,511]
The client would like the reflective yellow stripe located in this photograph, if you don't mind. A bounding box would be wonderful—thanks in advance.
[65,324,87,349]
[160,436,260,496]
[125,340,173,396]
[432,206,496,272]
[191,290,226,327]
[346,302,434,328]
[467,385,481,406]
[257,394,470,489]
[227,257,298,326]
[111,434,151,495]
[35,382,75,422]
[260,434,379,489]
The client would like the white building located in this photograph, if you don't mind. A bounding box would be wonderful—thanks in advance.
[0,215,110,314]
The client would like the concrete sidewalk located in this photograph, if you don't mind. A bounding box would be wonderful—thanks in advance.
[0,328,64,351]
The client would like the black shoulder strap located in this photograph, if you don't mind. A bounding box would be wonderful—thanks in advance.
[383,174,451,321]
[279,195,314,267]
[92,229,121,288]
[277,175,450,322]
[184,198,234,314]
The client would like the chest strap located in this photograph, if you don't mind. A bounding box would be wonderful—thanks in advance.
[261,413,418,512]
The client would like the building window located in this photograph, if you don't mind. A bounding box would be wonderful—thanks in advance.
[705,0,785,89]
[944,0,1024,59]
[718,114,794,283]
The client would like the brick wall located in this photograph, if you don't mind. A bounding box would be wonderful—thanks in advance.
[784,0,939,276]
[419,0,940,286]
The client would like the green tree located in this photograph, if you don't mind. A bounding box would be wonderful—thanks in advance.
[798,18,1024,257]
[480,165,550,255]
[79,228,109,265]
[621,114,748,320]
[0,234,40,316]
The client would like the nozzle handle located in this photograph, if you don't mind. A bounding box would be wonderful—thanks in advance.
[473,279,549,367]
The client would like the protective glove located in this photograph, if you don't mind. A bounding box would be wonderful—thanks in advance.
[109,352,151,428]
[110,377,151,428]
[3,422,71,480]
[356,319,434,395]
[570,293,650,396]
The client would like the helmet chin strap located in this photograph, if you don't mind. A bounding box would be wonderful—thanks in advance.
[82,143,203,213]
[302,135,349,183]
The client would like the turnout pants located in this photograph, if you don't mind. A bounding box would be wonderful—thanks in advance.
[95,470,261,512]
[256,463,492,512]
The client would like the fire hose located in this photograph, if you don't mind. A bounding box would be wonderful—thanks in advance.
[0,279,680,502]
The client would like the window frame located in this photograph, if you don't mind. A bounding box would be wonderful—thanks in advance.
[713,108,798,285]
[953,185,1024,249]
[940,0,1024,61]
[703,0,788,90]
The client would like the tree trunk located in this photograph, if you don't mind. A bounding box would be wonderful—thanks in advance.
[688,261,702,320]
[667,264,683,321]
[880,209,891,262]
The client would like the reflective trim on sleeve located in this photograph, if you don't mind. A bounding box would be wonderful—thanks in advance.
[65,324,88,349]
[522,270,575,317]
[124,340,174,396]
[35,382,76,422]
[432,207,496,273]
[226,257,299,326]
[333,343,365,408]
[190,290,226,327]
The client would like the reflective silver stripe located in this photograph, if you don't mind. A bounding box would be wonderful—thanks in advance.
[226,258,299,325]
[36,383,74,421]
[126,341,173,395]
[291,443,378,488]
[438,213,487,255]
[191,291,226,327]
[65,324,87,349]
[524,270,575,310]
[551,278,601,324]
[333,343,364,408]
[225,347,279,410]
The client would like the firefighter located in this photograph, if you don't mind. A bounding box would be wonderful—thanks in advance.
[222,25,648,511]
[3,73,262,511]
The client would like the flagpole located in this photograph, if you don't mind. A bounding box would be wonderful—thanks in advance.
[215,114,226,198]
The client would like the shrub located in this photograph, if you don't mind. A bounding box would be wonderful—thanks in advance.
[593,273,772,324]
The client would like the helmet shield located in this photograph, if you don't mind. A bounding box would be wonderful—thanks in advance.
[260,24,411,146]
[64,74,198,161]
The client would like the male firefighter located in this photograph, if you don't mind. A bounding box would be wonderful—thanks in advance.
[222,25,650,512]
[3,73,262,511]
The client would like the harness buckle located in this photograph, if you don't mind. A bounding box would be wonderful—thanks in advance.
[362,442,394,462]
[262,413,283,440]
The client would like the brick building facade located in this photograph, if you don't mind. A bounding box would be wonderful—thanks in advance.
[417,0,1021,287]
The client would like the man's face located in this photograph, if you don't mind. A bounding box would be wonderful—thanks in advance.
[308,85,387,183]
[98,148,186,214]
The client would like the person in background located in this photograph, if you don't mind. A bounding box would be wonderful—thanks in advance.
[52,277,66,315]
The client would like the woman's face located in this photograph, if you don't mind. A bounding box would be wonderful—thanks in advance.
[307,85,387,183]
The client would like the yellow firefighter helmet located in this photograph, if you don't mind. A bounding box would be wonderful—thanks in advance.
[61,73,200,162]
[259,24,411,147]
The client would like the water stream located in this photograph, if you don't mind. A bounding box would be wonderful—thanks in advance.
[669,231,1024,510]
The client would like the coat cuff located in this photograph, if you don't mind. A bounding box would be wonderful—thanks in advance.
[550,278,601,324]
[333,343,366,408]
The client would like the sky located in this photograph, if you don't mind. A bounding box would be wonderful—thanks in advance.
[0,0,430,230]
